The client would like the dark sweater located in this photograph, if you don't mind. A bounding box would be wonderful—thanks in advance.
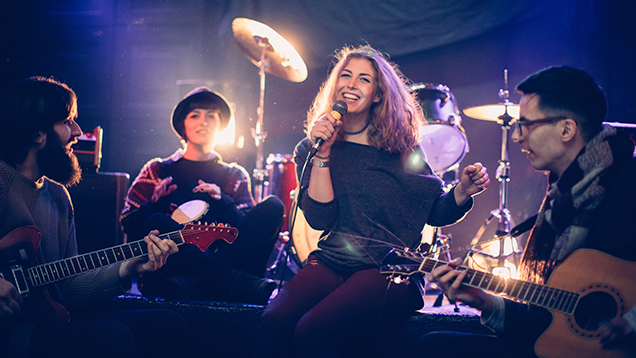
[121,153,254,240]
[294,138,472,272]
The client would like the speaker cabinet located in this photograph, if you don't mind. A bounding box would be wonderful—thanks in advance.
[68,172,129,254]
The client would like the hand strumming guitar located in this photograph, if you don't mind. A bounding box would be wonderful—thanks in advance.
[0,278,23,319]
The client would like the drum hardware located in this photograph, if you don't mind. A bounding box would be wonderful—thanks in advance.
[409,83,468,308]
[462,70,522,276]
[264,154,321,282]
[267,230,302,277]
[232,18,307,202]
[266,189,305,284]
[264,153,306,277]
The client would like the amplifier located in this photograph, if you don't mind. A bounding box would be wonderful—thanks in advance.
[68,172,130,254]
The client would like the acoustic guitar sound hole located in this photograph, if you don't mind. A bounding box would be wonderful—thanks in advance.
[574,291,618,332]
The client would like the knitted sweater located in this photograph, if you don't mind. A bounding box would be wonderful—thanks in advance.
[0,161,126,312]
[294,139,472,272]
[120,151,254,240]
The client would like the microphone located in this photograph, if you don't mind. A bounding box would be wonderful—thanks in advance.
[309,100,348,158]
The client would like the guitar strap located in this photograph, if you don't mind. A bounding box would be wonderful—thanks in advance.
[9,324,35,358]
[509,214,538,238]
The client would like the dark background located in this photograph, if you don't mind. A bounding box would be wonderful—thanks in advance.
[2,0,635,257]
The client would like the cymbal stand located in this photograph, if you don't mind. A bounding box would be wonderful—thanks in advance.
[466,71,519,269]
[251,37,270,203]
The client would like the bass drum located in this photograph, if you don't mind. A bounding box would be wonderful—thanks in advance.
[411,83,469,175]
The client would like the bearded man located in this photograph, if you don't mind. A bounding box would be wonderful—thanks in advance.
[0,76,186,358]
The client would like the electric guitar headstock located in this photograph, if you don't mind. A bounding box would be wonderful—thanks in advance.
[180,223,238,252]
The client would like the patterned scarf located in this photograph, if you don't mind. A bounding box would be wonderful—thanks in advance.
[520,125,634,284]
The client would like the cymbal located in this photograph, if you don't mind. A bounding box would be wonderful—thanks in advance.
[463,103,520,122]
[232,18,308,83]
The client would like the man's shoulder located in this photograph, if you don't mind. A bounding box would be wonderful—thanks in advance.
[43,178,72,205]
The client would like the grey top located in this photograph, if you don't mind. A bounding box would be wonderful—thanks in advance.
[294,138,472,272]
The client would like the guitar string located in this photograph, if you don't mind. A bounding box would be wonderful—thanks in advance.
[397,252,621,312]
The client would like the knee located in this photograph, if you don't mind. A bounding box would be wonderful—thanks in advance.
[260,196,285,218]
[293,314,323,346]
[293,315,336,356]
[259,305,286,330]
[258,304,297,339]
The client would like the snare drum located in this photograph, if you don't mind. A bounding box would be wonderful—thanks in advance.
[411,83,469,175]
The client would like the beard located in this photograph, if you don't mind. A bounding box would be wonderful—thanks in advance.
[36,129,82,187]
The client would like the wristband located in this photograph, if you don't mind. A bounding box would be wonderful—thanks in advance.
[312,159,330,168]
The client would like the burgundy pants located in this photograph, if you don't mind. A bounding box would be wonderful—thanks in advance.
[254,255,423,358]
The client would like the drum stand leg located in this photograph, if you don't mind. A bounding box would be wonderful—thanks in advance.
[266,232,300,284]
[465,87,522,276]
[418,228,460,311]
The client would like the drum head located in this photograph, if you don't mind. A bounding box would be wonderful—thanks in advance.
[411,83,460,125]
[419,124,468,175]
[171,200,209,224]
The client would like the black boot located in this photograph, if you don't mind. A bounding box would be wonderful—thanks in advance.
[214,268,277,305]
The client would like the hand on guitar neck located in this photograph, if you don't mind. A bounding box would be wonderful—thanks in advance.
[426,257,496,317]
[118,229,179,280]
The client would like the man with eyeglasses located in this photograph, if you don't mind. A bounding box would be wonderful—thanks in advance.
[413,66,636,358]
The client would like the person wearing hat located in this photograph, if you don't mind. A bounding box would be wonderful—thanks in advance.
[120,87,284,305]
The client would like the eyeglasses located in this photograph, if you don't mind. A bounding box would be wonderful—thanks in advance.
[513,116,567,136]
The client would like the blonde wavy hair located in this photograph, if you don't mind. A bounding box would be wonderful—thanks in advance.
[305,45,423,153]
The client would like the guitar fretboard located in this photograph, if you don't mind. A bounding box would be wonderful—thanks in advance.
[27,231,185,288]
[388,250,580,315]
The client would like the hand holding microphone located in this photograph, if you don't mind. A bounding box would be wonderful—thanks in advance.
[309,100,348,158]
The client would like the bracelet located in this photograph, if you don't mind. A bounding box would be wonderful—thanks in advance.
[312,159,330,168]
[314,153,329,159]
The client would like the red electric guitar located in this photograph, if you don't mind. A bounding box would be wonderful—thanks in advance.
[381,248,636,358]
[0,224,238,325]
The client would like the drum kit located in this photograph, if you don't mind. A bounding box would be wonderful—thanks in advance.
[230,17,522,278]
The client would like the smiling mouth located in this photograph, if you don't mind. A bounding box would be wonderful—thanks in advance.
[342,93,360,101]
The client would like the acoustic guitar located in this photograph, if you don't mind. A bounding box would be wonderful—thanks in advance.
[0,224,237,325]
[381,248,636,358]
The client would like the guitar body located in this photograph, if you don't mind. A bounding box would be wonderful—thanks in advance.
[0,226,70,324]
[535,249,636,358]
[381,248,636,358]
